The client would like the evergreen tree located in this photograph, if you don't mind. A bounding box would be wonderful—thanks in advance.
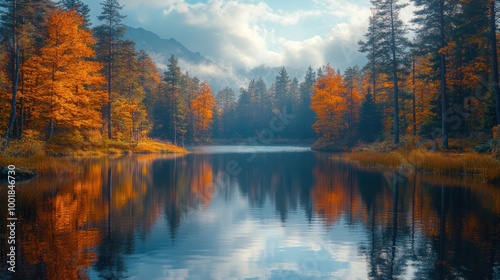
[1,0,29,149]
[489,0,500,129]
[235,88,254,137]
[94,0,126,139]
[412,0,452,148]
[296,66,316,138]
[58,0,91,28]
[358,14,384,103]
[163,55,184,144]
[253,77,272,130]
[358,93,383,143]
[344,66,362,137]
[216,87,237,138]
[274,66,290,113]
[371,0,410,144]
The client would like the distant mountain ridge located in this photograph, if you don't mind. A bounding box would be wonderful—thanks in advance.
[124,26,211,65]
[124,26,306,93]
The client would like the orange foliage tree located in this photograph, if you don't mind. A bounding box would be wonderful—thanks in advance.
[191,82,216,141]
[311,65,349,141]
[29,9,105,140]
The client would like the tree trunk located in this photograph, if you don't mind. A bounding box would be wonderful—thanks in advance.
[107,16,113,140]
[490,0,500,131]
[372,41,377,103]
[2,37,20,152]
[390,0,400,144]
[439,0,448,149]
[412,58,417,136]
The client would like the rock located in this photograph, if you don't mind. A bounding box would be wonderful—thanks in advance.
[0,167,38,182]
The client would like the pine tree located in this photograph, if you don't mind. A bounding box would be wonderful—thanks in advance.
[216,87,237,138]
[58,0,91,28]
[489,0,500,129]
[358,14,384,103]
[296,66,316,138]
[163,55,184,144]
[358,93,383,143]
[412,0,452,149]
[274,66,290,113]
[94,0,126,139]
[344,66,362,137]
[1,0,28,149]
[372,0,410,144]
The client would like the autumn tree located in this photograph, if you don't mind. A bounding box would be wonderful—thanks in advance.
[311,65,349,142]
[191,82,216,141]
[29,8,104,140]
[94,0,126,140]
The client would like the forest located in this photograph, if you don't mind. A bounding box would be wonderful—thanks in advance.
[0,0,499,156]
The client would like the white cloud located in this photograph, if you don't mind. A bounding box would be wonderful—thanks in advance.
[86,0,420,79]
[119,0,373,71]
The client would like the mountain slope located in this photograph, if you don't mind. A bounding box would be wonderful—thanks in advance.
[124,26,212,66]
[125,26,306,93]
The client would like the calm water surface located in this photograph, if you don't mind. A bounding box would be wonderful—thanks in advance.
[1,146,499,279]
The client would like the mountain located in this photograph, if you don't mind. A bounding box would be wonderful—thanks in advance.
[125,26,306,94]
[124,26,211,66]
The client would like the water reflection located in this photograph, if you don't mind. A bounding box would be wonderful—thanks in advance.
[0,149,498,279]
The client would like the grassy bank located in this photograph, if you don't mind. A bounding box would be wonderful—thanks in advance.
[343,149,500,184]
[0,138,187,179]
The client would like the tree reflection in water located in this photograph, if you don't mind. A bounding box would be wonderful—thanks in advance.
[0,151,498,279]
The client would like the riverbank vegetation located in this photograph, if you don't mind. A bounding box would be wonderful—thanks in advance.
[347,150,500,182]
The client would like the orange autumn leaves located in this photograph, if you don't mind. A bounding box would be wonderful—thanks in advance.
[191,82,216,140]
[27,9,105,137]
[311,65,360,141]
[16,8,219,142]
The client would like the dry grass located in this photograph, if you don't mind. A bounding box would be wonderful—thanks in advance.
[344,149,500,184]
[133,139,187,154]
[43,138,187,156]
[0,154,79,178]
[0,137,187,178]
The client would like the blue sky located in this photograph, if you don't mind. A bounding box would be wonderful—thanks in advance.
[84,0,414,72]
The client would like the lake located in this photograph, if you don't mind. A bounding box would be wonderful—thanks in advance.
[1,146,499,279]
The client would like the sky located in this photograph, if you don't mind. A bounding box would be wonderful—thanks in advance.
[84,0,414,73]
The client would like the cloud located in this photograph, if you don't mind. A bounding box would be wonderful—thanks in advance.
[108,0,377,72]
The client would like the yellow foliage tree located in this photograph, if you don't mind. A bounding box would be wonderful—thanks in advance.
[29,9,105,140]
[191,82,216,141]
[311,65,349,140]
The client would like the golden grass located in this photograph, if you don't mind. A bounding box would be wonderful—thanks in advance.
[0,154,79,178]
[0,138,187,178]
[133,139,187,154]
[344,149,500,184]
[43,138,188,156]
